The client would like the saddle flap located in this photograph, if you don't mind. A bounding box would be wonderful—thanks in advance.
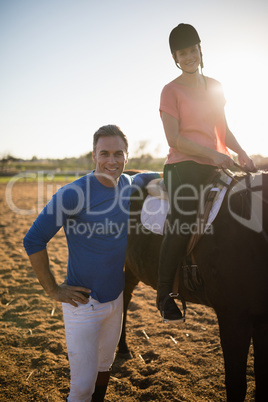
[141,171,233,241]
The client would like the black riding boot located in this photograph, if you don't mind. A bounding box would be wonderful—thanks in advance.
[157,283,184,322]
[157,234,189,322]
[91,371,110,402]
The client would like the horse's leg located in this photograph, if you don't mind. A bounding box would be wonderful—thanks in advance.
[117,264,139,358]
[252,314,268,401]
[217,312,251,402]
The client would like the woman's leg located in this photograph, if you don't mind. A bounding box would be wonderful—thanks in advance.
[157,162,216,321]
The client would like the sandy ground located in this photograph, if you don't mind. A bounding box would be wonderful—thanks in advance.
[0,181,256,401]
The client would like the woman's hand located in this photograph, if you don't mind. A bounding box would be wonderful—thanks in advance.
[212,152,235,169]
[237,150,256,172]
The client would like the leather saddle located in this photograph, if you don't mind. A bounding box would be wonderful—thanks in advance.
[145,169,233,293]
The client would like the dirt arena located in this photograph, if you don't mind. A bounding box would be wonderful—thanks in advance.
[0,181,256,401]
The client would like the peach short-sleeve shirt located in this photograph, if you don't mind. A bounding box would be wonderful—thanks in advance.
[160,77,230,165]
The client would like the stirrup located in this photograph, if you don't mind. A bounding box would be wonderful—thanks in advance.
[160,293,187,323]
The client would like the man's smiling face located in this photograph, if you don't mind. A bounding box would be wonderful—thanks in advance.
[92,135,128,187]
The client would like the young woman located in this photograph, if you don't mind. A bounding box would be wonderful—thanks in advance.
[157,23,255,322]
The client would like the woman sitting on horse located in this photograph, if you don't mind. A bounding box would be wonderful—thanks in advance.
[157,23,255,321]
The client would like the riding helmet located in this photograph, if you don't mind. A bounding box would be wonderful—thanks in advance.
[169,23,201,53]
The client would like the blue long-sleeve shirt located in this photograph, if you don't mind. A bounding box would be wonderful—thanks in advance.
[23,171,159,302]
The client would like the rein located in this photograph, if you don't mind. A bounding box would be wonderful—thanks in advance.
[222,162,255,183]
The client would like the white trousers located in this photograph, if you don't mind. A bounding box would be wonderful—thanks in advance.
[62,292,123,402]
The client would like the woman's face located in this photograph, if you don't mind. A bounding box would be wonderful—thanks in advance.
[174,44,201,73]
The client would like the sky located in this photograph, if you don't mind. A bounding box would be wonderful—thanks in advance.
[1,0,268,160]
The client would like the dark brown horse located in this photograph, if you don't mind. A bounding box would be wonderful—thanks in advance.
[118,170,268,402]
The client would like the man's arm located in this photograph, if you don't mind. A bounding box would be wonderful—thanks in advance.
[28,249,91,307]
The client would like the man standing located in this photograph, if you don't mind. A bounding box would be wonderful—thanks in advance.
[23,125,160,401]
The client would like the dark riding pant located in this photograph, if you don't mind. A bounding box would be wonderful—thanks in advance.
[158,161,216,300]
